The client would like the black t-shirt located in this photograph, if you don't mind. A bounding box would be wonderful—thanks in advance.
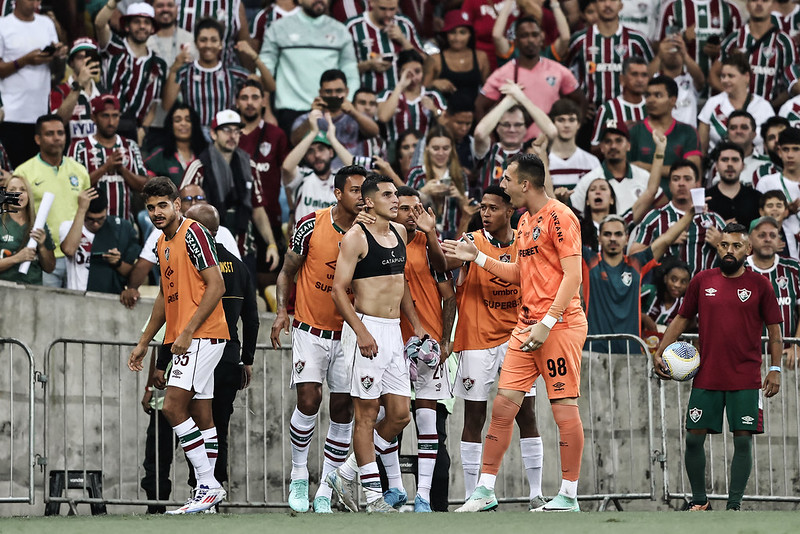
[707,184,762,229]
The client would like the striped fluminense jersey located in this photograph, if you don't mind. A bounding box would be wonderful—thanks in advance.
[779,95,800,128]
[102,33,167,124]
[771,5,800,38]
[406,166,465,239]
[634,203,726,277]
[720,24,796,101]
[174,61,250,127]
[67,134,147,221]
[747,255,800,338]
[590,95,646,145]
[645,293,683,328]
[474,143,520,193]
[176,0,242,64]
[250,4,300,49]
[1,0,14,16]
[658,0,742,76]
[186,220,220,271]
[376,87,445,142]
[567,23,653,106]
[346,14,423,93]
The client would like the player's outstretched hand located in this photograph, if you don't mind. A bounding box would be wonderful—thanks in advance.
[519,322,550,352]
[128,344,147,372]
[171,331,192,355]
[412,204,437,234]
[763,370,781,398]
[652,350,672,380]
[270,310,291,349]
[441,234,479,262]
[357,331,379,359]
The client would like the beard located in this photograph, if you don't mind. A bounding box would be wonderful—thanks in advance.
[719,254,744,275]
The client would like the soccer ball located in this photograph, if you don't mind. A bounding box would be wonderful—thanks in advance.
[661,341,700,381]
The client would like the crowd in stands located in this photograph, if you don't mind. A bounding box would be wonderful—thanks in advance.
[3,0,800,350]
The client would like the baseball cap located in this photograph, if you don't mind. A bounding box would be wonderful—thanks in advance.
[600,119,630,140]
[310,131,332,148]
[749,216,780,233]
[122,2,155,22]
[91,94,121,115]
[210,109,244,130]
[441,10,472,33]
[69,37,99,60]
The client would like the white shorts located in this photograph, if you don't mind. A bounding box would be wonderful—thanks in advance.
[414,358,453,401]
[343,314,411,400]
[290,326,350,393]
[454,341,536,401]
[167,338,226,400]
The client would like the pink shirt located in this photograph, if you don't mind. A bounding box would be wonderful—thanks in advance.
[480,57,579,139]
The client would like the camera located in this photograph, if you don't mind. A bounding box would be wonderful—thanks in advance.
[322,96,344,112]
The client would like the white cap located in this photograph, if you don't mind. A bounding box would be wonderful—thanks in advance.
[211,109,244,130]
[125,2,155,19]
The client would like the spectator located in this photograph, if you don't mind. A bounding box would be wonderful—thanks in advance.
[377,49,445,143]
[173,0,250,65]
[772,0,800,40]
[548,99,600,193]
[631,159,726,276]
[282,110,354,229]
[583,209,694,353]
[492,0,571,66]
[590,56,649,148]
[68,94,148,221]
[236,79,288,285]
[250,0,299,53]
[424,10,488,109]
[181,110,280,273]
[391,129,421,183]
[619,0,661,40]
[330,0,366,23]
[290,69,379,159]
[707,141,762,228]
[162,18,273,131]
[710,111,771,186]
[473,82,556,195]
[351,88,388,164]
[60,187,140,293]
[628,75,702,195]
[15,114,91,287]
[648,33,705,128]
[752,116,791,185]
[477,16,583,142]
[96,2,168,142]
[657,0,742,81]
[756,128,800,210]
[441,100,476,189]
[642,257,692,332]
[347,0,423,94]
[0,141,11,180]
[747,215,800,365]
[567,0,653,109]
[698,52,774,156]
[779,90,800,129]
[259,0,359,135]
[0,174,56,284]
[144,102,208,188]
[50,38,103,141]
[714,0,795,103]
[406,124,471,239]
[571,119,660,217]
[757,190,798,259]
[0,0,63,167]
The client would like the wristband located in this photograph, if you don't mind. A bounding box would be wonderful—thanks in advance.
[541,314,558,329]
[145,386,153,392]
[769,365,782,373]
[268,243,278,249]
[475,250,488,268]
[13,59,19,71]
[654,154,664,159]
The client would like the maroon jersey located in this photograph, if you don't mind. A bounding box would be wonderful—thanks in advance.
[238,120,288,227]
[679,268,782,391]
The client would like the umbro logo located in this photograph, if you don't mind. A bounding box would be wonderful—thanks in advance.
[705,288,717,297]
[741,415,755,425]
[490,276,512,288]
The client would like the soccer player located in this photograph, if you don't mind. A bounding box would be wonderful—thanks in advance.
[270,165,367,513]
[654,223,783,511]
[443,154,588,513]
[128,177,229,514]
[327,175,427,513]
[451,185,547,511]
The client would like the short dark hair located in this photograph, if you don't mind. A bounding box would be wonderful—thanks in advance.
[669,159,700,183]
[236,79,264,98]
[598,214,628,234]
[760,190,787,209]
[715,141,745,161]
[334,165,367,192]
[35,114,64,136]
[361,174,394,199]
[143,176,179,201]
[194,17,223,41]
[579,0,597,12]
[778,127,800,147]
[622,55,648,75]
[482,184,511,204]
[761,116,791,141]
[397,49,425,72]
[648,75,678,98]
[722,222,748,235]
[509,153,546,188]
[502,104,533,128]
[549,98,581,121]
[727,110,756,131]
[320,69,347,87]
[396,185,420,198]
[515,15,541,33]
[88,188,108,214]
[353,88,376,101]
[721,51,751,75]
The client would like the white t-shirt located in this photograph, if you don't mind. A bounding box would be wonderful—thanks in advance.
[286,167,337,223]
[140,225,241,263]
[571,163,658,216]
[59,221,94,291]
[779,94,800,128]
[549,148,601,189]
[698,91,774,152]
[0,13,59,123]
[672,71,698,128]
[621,0,662,41]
